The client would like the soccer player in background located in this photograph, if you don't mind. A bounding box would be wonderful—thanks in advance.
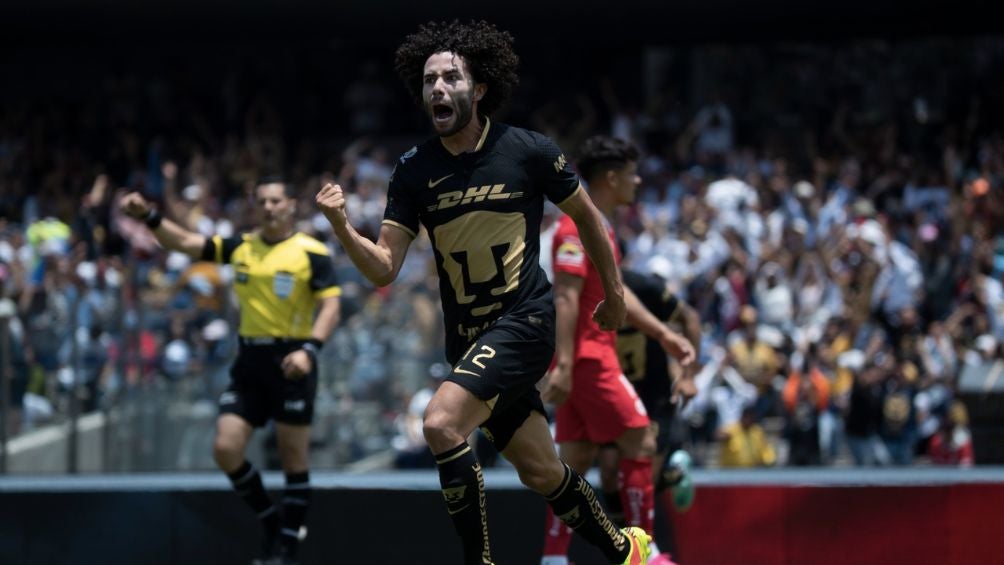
[316,19,655,565]
[601,268,701,564]
[541,136,696,565]
[122,180,342,565]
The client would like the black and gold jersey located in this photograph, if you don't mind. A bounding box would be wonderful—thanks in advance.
[617,270,681,412]
[201,232,341,339]
[383,119,580,363]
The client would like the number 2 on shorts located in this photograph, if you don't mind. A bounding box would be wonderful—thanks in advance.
[456,344,497,376]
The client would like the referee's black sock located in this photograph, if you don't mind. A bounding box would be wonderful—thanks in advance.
[545,464,630,564]
[279,471,311,557]
[227,461,279,546]
[435,442,492,565]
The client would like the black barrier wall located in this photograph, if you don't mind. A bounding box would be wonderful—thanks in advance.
[0,488,612,565]
[5,469,1004,565]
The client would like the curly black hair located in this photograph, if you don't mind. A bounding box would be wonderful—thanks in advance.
[576,136,641,184]
[394,20,519,118]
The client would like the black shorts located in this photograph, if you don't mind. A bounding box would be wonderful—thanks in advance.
[218,340,317,427]
[445,310,554,451]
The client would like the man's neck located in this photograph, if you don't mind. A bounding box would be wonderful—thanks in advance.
[439,116,486,156]
[260,227,293,244]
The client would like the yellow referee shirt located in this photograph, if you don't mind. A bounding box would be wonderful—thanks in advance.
[202,232,341,339]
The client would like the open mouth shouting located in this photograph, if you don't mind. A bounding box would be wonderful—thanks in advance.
[431,102,455,128]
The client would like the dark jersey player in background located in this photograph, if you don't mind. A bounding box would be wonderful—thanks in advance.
[122,180,342,565]
[600,270,701,563]
[317,19,653,565]
[540,136,695,565]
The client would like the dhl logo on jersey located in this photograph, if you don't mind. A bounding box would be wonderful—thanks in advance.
[426,184,524,212]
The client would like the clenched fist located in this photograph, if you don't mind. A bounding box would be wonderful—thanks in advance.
[120,192,152,219]
[592,293,627,332]
[316,183,348,229]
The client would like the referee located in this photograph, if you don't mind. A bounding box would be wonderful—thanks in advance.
[121,179,341,565]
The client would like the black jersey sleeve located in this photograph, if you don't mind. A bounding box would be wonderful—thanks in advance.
[532,133,580,205]
[307,251,337,290]
[306,250,342,298]
[660,285,681,321]
[382,148,421,239]
[623,270,679,322]
[200,234,244,264]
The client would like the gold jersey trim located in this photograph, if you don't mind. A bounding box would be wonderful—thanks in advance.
[474,117,492,152]
[554,184,583,208]
[435,445,472,464]
[383,219,417,239]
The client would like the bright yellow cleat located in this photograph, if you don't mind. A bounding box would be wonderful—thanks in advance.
[620,526,653,565]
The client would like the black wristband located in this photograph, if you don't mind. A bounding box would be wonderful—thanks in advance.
[144,209,163,229]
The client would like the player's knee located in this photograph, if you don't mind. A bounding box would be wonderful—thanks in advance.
[212,436,243,468]
[618,427,656,458]
[517,458,565,494]
[422,410,464,451]
[640,434,658,458]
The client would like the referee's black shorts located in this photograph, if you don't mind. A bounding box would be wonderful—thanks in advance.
[446,307,555,451]
[218,338,318,427]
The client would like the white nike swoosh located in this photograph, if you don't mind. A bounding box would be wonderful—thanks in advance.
[453,368,481,377]
[428,174,454,188]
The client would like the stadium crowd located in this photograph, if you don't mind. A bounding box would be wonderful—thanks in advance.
[1,37,1002,469]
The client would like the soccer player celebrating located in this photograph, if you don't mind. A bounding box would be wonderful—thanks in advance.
[122,179,342,565]
[541,136,696,565]
[317,19,654,565]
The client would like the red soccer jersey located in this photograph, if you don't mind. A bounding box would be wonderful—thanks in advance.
[551,214,621,367]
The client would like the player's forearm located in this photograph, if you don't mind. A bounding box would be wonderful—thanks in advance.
[311,296,341,343]
[625,286,673,343]
[553,290,580,369]
[331,221,397,286]
[151,218,207,258]
[575,208,624,302]
[680,305,702,357]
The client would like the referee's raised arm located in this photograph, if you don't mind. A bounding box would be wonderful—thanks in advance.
[120,191,207,258]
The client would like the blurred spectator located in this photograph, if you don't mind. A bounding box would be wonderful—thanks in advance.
[927,401,975,467]
[880,359,921,465]
[728,306,781,418]
[682,93,734,172]
[342,60,395,135]
[782,348,830,466]
[754,262,794,332]
[844,356,890,466]
[391,363,447,469]
[74,325,112,412]
[718,405,776,468]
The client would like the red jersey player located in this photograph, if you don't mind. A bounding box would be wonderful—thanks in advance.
[541,136,696,565]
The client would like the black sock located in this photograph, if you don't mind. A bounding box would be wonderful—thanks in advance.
[602,489,625,527]
[545,464,629,563]
[279,471,311,556]
[435,442,491,565]
[227,461,279,545]
[657,459,683,493]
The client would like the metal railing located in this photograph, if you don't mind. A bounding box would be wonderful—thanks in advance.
[0,260,427,475]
